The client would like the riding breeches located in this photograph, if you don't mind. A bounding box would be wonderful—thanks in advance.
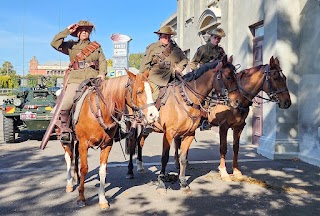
[61,83,79,111]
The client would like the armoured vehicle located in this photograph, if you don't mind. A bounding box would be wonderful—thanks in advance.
[1,77,60,143]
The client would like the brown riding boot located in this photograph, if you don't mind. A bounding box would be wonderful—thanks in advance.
[59,110,72,144]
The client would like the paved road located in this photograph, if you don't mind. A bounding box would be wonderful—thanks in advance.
[0,113,320,215]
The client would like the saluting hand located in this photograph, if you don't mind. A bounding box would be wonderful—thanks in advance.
[68,23,79,33]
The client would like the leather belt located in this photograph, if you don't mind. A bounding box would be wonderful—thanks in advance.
[72,60,99,70]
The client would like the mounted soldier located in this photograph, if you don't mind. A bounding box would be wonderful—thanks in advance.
[140,25,189,101]
[42,20,107,146]
[189,26,228,130]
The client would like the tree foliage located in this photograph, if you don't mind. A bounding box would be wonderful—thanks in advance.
[0,61,16,76]
[129,53,143,70]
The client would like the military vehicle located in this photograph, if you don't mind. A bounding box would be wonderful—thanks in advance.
[1,76,60,143]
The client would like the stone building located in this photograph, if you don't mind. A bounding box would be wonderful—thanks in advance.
[29,56,68,76]
[161,0,320,167]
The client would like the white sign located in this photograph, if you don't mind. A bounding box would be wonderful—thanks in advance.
[113,49,127,56]
[113,56,128,68]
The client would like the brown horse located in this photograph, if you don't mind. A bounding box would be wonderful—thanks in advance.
[65,71,159,209]
[175,56,291,181]
[126,55,239,191]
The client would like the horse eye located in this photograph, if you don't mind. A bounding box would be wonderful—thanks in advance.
[136,88,144,95]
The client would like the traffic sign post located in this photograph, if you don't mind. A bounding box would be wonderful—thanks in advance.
[110,33,132,77]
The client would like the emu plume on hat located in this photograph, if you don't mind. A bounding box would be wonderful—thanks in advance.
[209,27,226,38]
[154,25,176,35]
[71,20,95,37]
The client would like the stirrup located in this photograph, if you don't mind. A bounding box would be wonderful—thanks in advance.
[142,125,153,135]
[200,120,211,131]
[114,129,133,142]
[60,132,72,144]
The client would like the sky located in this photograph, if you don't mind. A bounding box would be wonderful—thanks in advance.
[0,0,177,75]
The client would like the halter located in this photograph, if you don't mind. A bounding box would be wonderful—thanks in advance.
[237,64,289,104]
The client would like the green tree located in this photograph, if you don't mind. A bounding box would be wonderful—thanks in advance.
[129,53,143,70]
[0,61,16,76]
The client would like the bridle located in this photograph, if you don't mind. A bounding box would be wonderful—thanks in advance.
[176,61,239,111]
[87,77,155,131]
[237,64,289,104]
[124,78,155,124]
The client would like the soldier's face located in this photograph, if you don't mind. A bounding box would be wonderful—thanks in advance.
[77,28,91,40]
[211,35,221,45]
[159,34,170,45]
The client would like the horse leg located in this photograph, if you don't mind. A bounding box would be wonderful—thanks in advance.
[232,125,245,180]
[98,144,112,210]
[174,136,182,169]
[62,143,74,193]
[157,131,173,192]
[126,133,135,179]
[218,124,232,182]
[77,142,89,207]
[74,141,80,184]
[136,135,147,173]
[179,134,194,190]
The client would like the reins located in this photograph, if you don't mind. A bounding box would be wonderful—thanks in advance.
[237,64,288,105]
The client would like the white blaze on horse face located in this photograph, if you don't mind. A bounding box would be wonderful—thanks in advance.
[144,81,159,123]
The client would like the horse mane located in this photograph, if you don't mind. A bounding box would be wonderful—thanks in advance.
[237,64,264,77]
[100,76,128,117]
[182,60,220,82]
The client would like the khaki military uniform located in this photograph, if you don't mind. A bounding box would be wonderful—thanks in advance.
[51,28,107,110]
[140,40,188,100]
[189,42,225,71]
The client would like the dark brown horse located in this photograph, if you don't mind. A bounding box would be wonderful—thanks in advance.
[126,55,239,191]
[175,56,291,181]
[65,71,159,209]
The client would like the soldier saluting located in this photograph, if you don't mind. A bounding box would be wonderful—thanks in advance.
[50,20,107,144]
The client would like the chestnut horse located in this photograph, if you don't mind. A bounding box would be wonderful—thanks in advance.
[126,55,239,191]
[175,56,291,181]
[67,71,159,209]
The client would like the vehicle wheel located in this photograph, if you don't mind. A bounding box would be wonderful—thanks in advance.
[3,117,15,143]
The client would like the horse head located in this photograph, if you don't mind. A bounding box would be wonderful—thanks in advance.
[263,56,291,109]
[125,70,159,123]
[211,55,238,101]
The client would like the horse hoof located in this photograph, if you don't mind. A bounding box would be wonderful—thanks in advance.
[126,174,134,179]
[99,202,109,210]
[233,170,244,180]
[77,200,86,208]
[218,167,232,182]
[65,186,73,193]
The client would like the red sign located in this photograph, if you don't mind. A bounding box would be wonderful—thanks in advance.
[110,33,131,42]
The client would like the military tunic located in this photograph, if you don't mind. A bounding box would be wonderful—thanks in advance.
[140,40,188,87]
[51,28,107,84]
[189,42,225,71]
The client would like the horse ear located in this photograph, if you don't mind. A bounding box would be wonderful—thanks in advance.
[143,69,150,78]
[228,55,233,64]
[222,54,228,66]
[274,57,280,67]
[269,56,275,66]
[126,69,136,81]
